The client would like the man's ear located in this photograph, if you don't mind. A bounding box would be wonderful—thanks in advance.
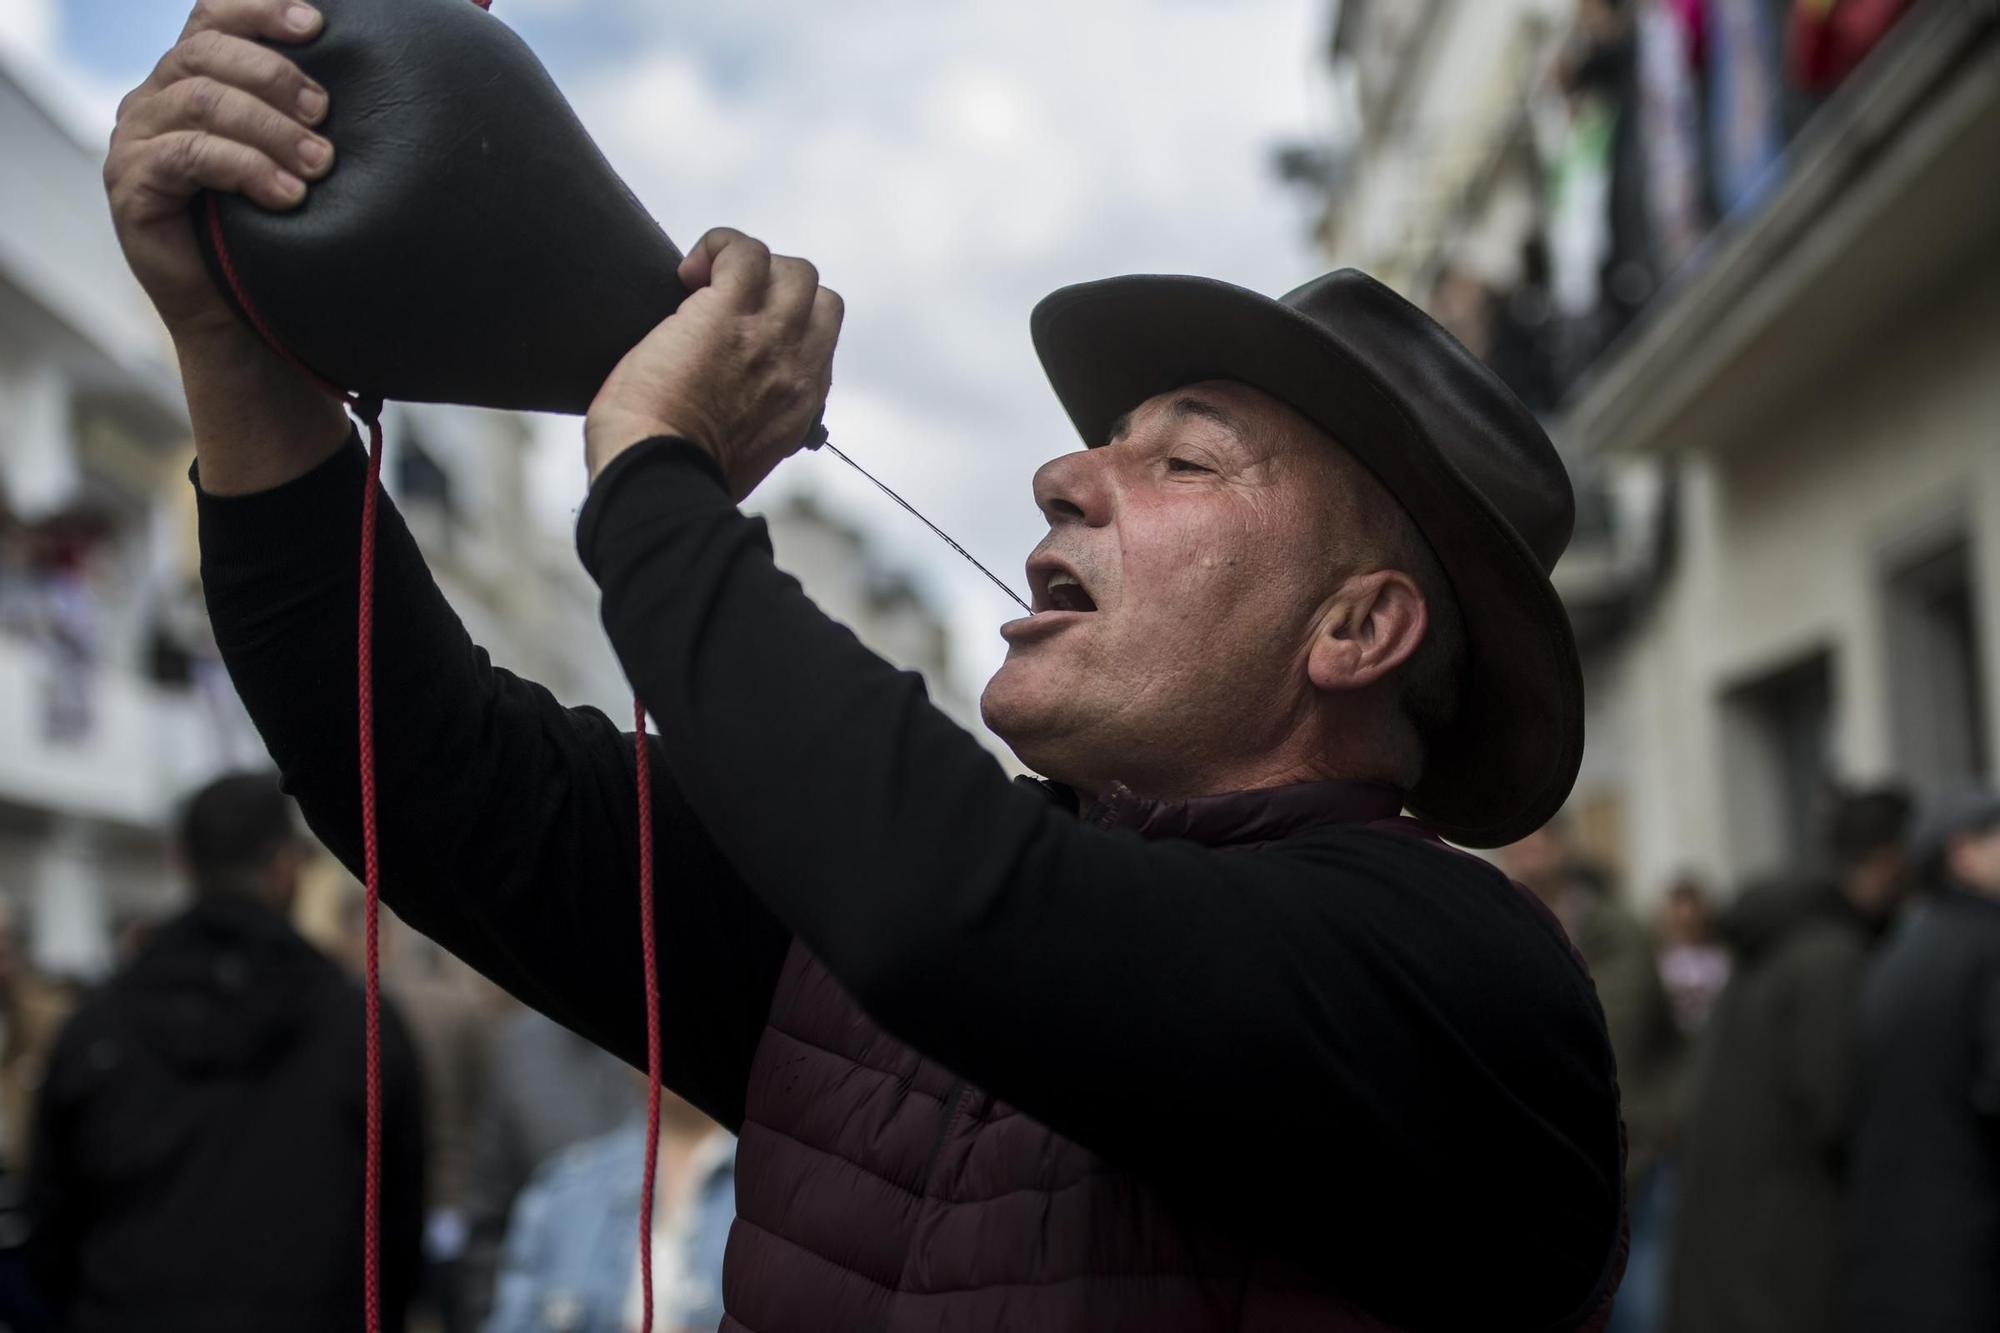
[1306,570,1429,695]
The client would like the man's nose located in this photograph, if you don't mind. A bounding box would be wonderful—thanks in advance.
[1032,449,1111,527]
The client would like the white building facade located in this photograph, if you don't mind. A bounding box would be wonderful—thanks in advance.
[0,54,239,975]
[1311,0,1999,904]
[1562,1,2000,895]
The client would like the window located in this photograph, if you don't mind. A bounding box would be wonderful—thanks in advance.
[1885,537,1989,796]
[1720,649,1836,880]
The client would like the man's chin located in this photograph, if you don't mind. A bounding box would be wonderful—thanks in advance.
[978,665,1034,748]
[980,663,1082,777]
[979,680,1131,795]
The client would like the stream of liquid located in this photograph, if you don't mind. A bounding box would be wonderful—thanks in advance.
[816,437,1033,615]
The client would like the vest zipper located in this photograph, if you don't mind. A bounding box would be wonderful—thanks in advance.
[919,1081,969,1195]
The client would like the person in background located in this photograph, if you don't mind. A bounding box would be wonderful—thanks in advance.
[460,1008,639,1326]
[487,1083,733,1333]
[106,912,159,972]
[1656,876,1730,1037]
[1502,819,1682,1175]
[1845,788,2000,1333]
[1665,786,1912,1333]
[0,902,73,1179]
[25,772,426,1333]
[304,869,497,1333]
[1503,818,1681,1333]
[385,924,503,1333]
[0,901,73,1333]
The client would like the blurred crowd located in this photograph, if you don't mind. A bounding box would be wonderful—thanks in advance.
[0,772,734,1333]
[1500,784,2000,1333]
[0,767,1993,1331]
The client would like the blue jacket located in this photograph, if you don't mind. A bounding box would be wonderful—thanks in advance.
[486,1121,734,1333]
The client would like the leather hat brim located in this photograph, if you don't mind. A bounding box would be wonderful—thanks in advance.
[1030,274,1584,848]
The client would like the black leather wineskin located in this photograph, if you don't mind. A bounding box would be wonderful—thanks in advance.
[196,0,688,413]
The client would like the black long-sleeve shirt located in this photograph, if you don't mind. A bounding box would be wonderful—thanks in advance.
[195,432,1623,1328]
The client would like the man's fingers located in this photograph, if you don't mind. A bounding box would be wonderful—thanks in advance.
[137,3,323,136]
[804,286,844,379]
[707,233,773,311]
[767,256,821,329]
[117,129,307,215]
[154,29,328,127]
[114,17,332,215]
[678,227,772,310]
[130,77,332,182]
[180,0,322,45]
[675,226,739,289]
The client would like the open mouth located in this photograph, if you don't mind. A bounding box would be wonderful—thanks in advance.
[1031,563,1098,614]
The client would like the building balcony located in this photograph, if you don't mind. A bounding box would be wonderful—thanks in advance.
[1559,0,1999,460]
[0,630,261,830]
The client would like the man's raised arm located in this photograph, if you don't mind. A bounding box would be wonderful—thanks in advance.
[109,0,789,1128]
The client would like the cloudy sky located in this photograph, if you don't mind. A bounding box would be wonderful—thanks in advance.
[7,0,1332,701]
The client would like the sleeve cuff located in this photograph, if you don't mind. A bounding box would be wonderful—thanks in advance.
[190,426,369,578]
[575,435,731,574]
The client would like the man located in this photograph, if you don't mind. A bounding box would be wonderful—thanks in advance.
[1502,821,1681,1185]
[1665,787,1912,1333]
[0,902,72,1333]
[26,772,426,1332]
[488,1084,735,1333]
[1654,877,1729,1037]
[462,1007,640,1325]
[1502,822,1680,1333]
[380,924,503,1333]
[0,901,73,1180]
[1846,789,2000,1333]
[103,2,1625,1327]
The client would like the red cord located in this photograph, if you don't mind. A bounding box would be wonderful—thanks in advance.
[205,188,389,1333]
[634,704,663,1333]
[359,412,386,1333]
[202,195,346,401]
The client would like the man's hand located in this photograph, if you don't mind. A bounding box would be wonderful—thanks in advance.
[108,0,336,341]
[585,228,843,502]
[107,0,349,494]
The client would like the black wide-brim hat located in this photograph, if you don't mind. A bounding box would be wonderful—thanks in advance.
[1030,270,1584,848]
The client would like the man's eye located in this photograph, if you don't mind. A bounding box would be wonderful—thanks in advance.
[1166,457,1211,474]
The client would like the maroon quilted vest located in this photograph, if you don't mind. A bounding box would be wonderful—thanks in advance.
[715,782,1413,1332]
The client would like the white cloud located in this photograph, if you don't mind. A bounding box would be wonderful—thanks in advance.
[0,0,56,59]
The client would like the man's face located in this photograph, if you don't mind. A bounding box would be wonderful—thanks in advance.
[1661,889,1710,947]
[1850,845,1913,915]
[979,380,1361,796]
[1948,823,2000,894]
